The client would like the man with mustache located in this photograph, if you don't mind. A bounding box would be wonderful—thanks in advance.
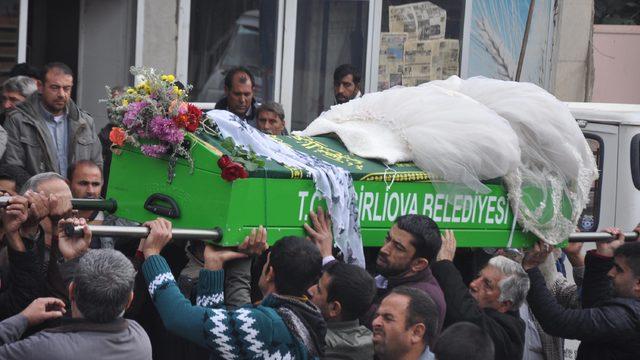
[305,210,445,334]
[2,62,102,176]
[372,286,439,360]
[431,230,529,360]
[333,64,362,105]
[214,67,260,128]
[66,160,138,251]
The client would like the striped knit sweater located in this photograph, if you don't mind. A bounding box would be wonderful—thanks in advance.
[142,255,309,359]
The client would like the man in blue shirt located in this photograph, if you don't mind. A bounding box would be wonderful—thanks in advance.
[2,62,102,176]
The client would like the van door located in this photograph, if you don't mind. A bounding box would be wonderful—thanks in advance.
[615,124,640,229]
[580,121,618,231]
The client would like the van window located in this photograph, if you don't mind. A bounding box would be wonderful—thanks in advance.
[630,133,640,190]
[578,135,603,232]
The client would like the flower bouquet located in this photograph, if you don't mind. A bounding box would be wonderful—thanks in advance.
[105,66,263,183]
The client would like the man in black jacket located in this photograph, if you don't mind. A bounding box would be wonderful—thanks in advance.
[522,229,640,360]
[214,67,260,128]
[431,230,528,360]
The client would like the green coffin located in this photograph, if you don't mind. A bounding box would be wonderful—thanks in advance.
[107,132,559,247]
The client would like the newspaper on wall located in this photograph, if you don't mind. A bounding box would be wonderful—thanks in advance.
[441,39,460,78]
[378,2,459,90]
[389,1,446,41]
[379,32,408,88]
[379,37,460,89]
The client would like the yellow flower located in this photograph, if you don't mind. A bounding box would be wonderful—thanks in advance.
[122,99,129,106]
[162,74,175,83]
[126,87,135,94]
[135,81,151,94]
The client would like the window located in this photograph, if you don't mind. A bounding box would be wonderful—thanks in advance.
[376,0,464,90]
[290,0,370,130]
[631,133,640,190]
[187,0,278,103]
[0,0,20,82]
[578,136,603,232]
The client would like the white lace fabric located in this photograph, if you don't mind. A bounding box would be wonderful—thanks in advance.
[297,76,598,245]
[207,110,364,266]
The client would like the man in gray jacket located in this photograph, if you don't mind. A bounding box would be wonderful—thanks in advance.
[309,261,377,360]
[2,62,102,176]
[0,218,152,360]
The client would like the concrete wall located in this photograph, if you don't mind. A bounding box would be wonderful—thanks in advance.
[77,0,136,130]
[550,0,594,101]
[141,0,179,74]
[592,25,640,104]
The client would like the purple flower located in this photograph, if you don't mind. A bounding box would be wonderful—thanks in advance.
[123,102,148,128]
[149,116,184,144]
[141,144,168,158]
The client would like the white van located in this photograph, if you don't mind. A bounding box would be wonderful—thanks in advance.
[570,102,640,234]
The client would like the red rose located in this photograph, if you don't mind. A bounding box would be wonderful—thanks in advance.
[217,155,232,169]
[221,162,249,182]
[109,127,126,146]
[172,113,189,128]
[185,104,202,132]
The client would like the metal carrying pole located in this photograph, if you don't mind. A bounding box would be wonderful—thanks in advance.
[64,224,223,243]
[71,198,118,213]
[0,196,118,213]
[568,232,639,243]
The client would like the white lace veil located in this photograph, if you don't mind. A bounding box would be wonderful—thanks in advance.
[298,76,598,244]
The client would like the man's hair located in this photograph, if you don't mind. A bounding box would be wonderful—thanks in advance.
[395,215,442,263]
[2,76,37,97]
[9,62,40,79]
[269,236,322,296]
[390,286,439,342]
[224,66,255,90]
[433,322,495,360]
[333,64,361,85]
[41,62,74,82]
[324,262,376,321]
[488,255,530,309]
[257,101,285,121]
[73,249,135,323]
[21,172,66,194]
[614,242,640,277]
[67,160,102,181]
[0,165,31,190]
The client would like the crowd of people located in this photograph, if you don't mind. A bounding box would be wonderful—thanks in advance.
[0,60,637,360]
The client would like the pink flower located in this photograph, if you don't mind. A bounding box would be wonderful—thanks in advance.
[149,116,184,144]
[123,102,148,128]
[141,144,169,158]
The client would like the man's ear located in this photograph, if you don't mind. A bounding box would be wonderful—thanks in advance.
[126,291,134,310]
[410,323,426,345]
[68,281,75,302]
[266,265,275,282]
[497,300,513,313]
[411,257,429,273]
[328,300,342,319]
[632,277,640,297]
[37,81,43,93]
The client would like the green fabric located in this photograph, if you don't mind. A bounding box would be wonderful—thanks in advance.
[142,255,309,359]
